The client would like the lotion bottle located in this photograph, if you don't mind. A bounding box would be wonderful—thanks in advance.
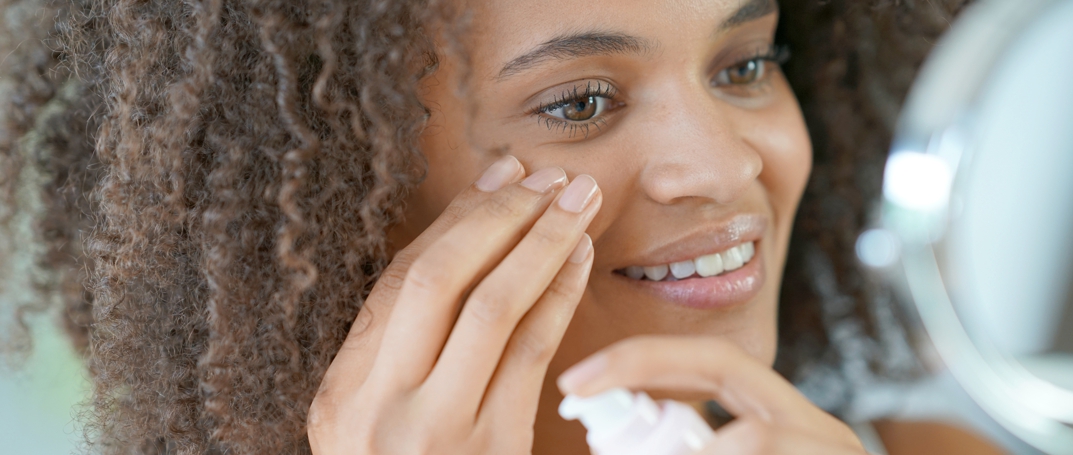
[559,388,716,455]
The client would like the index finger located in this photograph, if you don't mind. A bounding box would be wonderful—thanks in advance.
[556,336,835,428]
[378,155,527,303]
[322,156,524,387]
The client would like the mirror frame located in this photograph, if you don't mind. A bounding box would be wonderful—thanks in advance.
[874,0,1073,452]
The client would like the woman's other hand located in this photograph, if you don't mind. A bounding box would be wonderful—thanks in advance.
[307,155,600,454]
[557,336,869,455]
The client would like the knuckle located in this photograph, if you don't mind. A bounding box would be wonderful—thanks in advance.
[439,200,471,224]
[480,190,527,220]
[404,259,452,294]
[541,274,580,304]
[510,327,556,363]
[527,223,568,247]
[344,307,376,341]
[307,393,358,445]
[306,397,333,432]
[466,291,515,326]
[374,264,410,293]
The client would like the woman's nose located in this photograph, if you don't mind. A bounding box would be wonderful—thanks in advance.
[636,88,762,206]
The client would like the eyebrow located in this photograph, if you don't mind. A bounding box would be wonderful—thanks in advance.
[720,0,778,32]
[495,0,778,81]
[496,32,653,80]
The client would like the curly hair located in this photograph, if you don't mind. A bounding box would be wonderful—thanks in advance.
[0,0,971,453]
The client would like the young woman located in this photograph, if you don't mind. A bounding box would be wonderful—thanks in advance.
[0,0,1001,453]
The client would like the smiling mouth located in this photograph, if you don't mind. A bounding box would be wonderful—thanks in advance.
[615,240,757,282]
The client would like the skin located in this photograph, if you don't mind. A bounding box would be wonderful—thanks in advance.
[307,0,1005,453]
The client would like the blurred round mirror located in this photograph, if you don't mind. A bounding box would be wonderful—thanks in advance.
[863,0,1073,453]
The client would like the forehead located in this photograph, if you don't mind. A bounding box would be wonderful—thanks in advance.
[462,0,775,78]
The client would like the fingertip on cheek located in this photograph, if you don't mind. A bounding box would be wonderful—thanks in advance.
[474,155,523,192]
[556,353,608,395]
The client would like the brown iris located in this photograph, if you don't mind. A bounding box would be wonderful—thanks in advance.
[727,60,763,84]
[562,96,598,121]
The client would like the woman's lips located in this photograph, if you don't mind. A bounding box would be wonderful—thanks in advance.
[607,214,769,310]
[614,244,765,310]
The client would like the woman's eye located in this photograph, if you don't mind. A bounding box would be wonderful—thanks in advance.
[714,58,767,86]
[545,96,610,122]
[530,81,620,137]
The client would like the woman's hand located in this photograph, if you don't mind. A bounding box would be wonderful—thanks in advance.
[308,156,601,454]
[557,336,870,455]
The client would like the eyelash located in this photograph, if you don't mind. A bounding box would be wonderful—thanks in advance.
[530,81,620,138]
[713,44,791,88]
[737,44,791,72]
[528,44,791,138]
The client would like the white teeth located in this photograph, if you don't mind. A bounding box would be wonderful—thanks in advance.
[695,252,724,277]
[722,247,744,270]
[624,241,756,281]
[643,264,669,281]
[669,260,696,279]
[741,241,755,262]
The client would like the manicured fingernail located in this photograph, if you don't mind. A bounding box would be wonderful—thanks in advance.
[568,234,593,264]
[520,167,568,193]
[557,353,607,393]
[475,156,521,192]
[557,175,598,213]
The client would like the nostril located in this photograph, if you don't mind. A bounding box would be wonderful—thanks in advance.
[638,149,762,206]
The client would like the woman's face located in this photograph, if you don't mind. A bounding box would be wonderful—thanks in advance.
[394,0,810,394]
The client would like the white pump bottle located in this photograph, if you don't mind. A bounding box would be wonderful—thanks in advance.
[559,388,716,455]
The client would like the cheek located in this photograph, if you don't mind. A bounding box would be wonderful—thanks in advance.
[740,91,811,366]
[415,131,480,221]
[751,100,812,227]
[393,71,487,244]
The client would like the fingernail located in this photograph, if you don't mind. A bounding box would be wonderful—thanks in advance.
[568,234,592,264]
[557,353,607,393]
[475,156,521,192]
[557,175,598,213]
[520,167,568,193]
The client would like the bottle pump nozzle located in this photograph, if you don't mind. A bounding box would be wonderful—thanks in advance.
[559,388,715,455]
[559,388,661,441]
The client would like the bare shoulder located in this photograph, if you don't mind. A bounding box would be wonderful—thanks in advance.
[873,419,1008,455]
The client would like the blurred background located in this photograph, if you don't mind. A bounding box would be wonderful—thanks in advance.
[0,316,89,455]
[0,112,90,454]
